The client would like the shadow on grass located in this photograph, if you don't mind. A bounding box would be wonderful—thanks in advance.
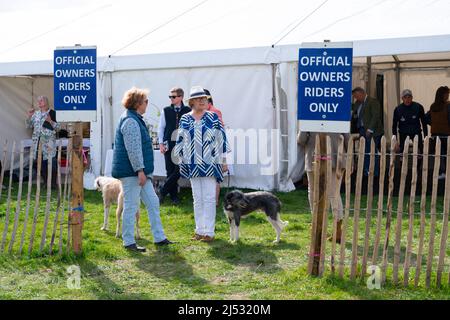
[323,273,387,300]
[77,258,152,299]
[206,239,299,273]
[132,245,209,289]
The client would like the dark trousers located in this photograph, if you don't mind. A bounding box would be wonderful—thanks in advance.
[431,135,448,175]
[35,157,57,186]
[161,144,180,199]
[359,127,382,177]
[399,132,423,154]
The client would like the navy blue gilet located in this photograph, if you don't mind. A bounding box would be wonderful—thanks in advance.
[112,110,154,178]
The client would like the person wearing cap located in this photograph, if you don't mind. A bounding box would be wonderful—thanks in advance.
[174,86,229,242]
[157,87,191,205]
[392,89,428,154]
[351,87,384,176]
[204,88,225,205]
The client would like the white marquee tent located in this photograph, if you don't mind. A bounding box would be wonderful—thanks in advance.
[1,0,450,191]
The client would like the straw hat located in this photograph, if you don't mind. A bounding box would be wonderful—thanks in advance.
[186,85,208,103]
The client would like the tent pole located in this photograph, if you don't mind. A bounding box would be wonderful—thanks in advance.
[393,55,401,103]
[272,63,279,191]
[366,57,372,94]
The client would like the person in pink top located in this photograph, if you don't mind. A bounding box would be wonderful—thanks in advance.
[204,88,226,205]
[204,89,224,126]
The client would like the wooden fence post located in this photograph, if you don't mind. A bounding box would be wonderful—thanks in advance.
[350,137,365,280]
[372,136,386,265]
[69,123,84,254]
[426,137,441,288]
[1,141,16,252]
[338,137,353,278]
[393,137,410,285]
[403,136,418,286]
[415,137,429,286]
[308,134,328,276]
[436,137,450,287]
[381,136,398,284]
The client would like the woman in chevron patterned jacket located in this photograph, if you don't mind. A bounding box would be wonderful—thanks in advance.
[174,86,229,243]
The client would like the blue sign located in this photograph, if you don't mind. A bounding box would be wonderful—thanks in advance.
[297,44,352,132]
[54,47,97,121]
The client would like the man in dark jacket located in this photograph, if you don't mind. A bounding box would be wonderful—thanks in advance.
[392,89,428,153]
[157,87,190,204]
[352,87,384,176]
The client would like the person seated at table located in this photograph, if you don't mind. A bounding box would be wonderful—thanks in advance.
[26,95,60,186]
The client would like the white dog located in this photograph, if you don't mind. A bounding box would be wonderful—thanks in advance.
[94,176,141,239]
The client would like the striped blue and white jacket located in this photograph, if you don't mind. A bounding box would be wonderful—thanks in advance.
[174,111,229,183]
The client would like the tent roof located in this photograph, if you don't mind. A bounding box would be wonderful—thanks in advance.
[1,0,450,75]
[2,34,450,77]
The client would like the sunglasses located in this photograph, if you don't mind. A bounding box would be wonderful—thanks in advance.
[169,95,180,99]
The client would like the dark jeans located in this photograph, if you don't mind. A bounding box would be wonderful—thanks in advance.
[359,127,382,177]
[35,157,57,186]
[161,144,180,200]
[399,132,423,154]
[431,135,448,175]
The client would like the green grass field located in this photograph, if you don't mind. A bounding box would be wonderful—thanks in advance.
[0,184,449,300]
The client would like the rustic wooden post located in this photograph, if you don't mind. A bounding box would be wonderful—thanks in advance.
[372,136,386,265]
[8,142,25,253]
[361,137,375,279]
[426,137,441,288]
[28,142,43,255]
[0,140,8,202]
[381,136,398,284]
[392,137,410,285]
[415,137,429,286]
[69,123,84,254]
[436,137,450,287]
[1,141,16,252]
[309,134,328,276]
[39,152,53,252]
[19,145,34,255]
[331,135,344,275]
[50,142,63,254]
[318,135,332,276]
[59,139,72,255]
[350,137,365,280]
[403,136,418,286]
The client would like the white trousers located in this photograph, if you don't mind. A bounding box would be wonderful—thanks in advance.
[307,169,344,220]
[190,177,217,237]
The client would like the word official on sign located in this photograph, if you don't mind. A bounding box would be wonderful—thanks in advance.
[297,42,353,133]
[54,46,97,122]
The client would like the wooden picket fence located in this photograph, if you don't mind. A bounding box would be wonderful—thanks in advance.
[0,139,73,256]
[308,134,450,288]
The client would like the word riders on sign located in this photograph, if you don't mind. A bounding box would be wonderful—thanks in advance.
[54,46,97,122]
[297,42,352,133]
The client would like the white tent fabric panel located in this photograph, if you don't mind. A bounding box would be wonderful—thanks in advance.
[106,64,277,190]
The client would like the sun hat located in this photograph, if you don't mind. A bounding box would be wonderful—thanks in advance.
[187,86,208,102]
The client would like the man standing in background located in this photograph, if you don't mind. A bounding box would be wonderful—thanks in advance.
[158,87,190,204]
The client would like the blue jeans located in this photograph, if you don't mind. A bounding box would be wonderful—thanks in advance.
[359,128,381,177]
[120,176,166,246]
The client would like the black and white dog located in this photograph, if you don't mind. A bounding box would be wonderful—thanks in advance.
[223,190,288,243]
